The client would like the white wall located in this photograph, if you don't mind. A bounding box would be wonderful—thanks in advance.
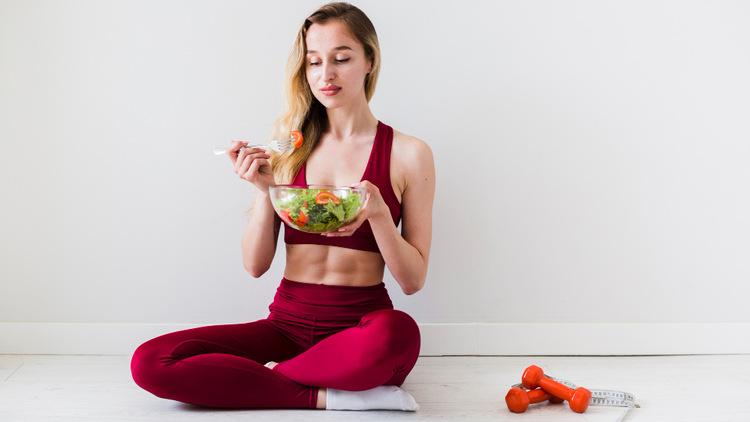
[1,0,749,354]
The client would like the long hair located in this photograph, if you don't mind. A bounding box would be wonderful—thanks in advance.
[269,2,381,184]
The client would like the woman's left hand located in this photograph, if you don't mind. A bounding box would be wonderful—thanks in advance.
[322,181,389,237]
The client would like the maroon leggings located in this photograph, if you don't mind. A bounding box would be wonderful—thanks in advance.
[130,277,421,409]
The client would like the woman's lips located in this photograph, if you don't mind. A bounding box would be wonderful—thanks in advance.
[321,86,341,96]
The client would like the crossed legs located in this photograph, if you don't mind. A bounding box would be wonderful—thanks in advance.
[130,309,420,409]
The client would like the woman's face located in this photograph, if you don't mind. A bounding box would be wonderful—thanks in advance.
[305,20,372,109]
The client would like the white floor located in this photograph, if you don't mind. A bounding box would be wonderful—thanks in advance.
[1,354,749,421]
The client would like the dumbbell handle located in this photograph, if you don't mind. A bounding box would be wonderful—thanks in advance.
[539,376,575,399]
[527,388,564,404]
[527,388,551,403]
[522,365,592,413]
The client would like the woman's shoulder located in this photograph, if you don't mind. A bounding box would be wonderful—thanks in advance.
[389,128,435,194]
[391,128,433,162]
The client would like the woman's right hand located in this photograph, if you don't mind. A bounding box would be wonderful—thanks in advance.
[227,141,275,193]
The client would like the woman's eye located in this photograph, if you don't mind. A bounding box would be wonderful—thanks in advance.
[309,59,349,66]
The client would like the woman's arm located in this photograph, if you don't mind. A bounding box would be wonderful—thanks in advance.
[369,138,435,294]
[241,191,282,278]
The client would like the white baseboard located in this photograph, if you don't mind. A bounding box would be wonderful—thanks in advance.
[1,322,748,355]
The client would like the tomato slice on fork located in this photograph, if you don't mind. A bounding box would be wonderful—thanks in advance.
[290,130,304,149]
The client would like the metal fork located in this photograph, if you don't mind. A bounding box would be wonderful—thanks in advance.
[213,138,292,155]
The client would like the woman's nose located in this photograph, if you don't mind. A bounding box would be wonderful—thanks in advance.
[322,61,336,81]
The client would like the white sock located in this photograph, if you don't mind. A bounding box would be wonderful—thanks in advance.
[325,385,419,411]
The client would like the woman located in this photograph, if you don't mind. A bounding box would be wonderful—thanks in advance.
[130,2,435,411]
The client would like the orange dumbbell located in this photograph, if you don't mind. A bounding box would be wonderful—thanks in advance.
[521,365,592,413]
[505,386,563,413]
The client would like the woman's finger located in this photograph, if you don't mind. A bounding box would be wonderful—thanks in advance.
[228,140,248,163]
[243,155,272,178]
[236,151,270,175]
[327,220,362,237]
[234,147,251,172]
[229,140,246,153]
[242,158,262,181]
[254,157,271,175]
[237,154,255,176]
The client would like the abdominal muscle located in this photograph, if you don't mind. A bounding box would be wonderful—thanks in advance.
[283,243,386,286]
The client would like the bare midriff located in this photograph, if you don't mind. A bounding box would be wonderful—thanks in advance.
[283,243,385,287]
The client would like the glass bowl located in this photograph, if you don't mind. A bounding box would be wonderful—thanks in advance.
[269,185,367,233]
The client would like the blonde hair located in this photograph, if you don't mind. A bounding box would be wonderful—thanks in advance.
[269,2,381,184]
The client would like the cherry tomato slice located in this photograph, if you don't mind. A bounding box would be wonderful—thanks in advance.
[279,209,294,225]
[294,209,308,226]
[290,130,304,149]
[314,191,341,205]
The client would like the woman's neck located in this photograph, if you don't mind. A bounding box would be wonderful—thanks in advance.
[325,97,378,142]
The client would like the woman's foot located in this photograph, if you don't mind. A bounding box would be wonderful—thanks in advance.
[264,361,278,370]
[325,385,419,411]
[264,362,416,411]
[317,388,327,409]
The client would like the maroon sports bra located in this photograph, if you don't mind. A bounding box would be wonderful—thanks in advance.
[280,120,402,253]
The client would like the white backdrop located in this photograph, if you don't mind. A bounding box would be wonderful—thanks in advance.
[1,0,749,355]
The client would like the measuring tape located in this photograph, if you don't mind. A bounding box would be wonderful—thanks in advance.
[512,374,639,408]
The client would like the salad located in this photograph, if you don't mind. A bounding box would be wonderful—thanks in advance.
[271,186,364,233]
